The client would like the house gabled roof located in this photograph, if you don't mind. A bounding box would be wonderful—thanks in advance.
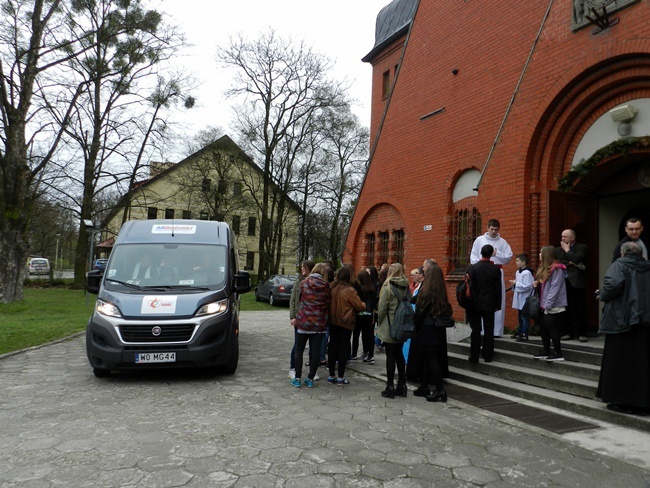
[362,0,419,63]
[104,134,301,226]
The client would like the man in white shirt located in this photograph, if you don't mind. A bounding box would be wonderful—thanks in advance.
[470,219,513,337]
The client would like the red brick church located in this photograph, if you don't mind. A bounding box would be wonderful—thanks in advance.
[344,0,650,331]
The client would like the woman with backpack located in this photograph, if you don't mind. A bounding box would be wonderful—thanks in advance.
[376,263,411,399]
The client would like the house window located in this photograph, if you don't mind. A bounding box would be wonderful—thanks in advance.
[378,231,389,265]
[382,70,390,98]
[147,207,158,219]
[366,233,375,267]
[246,251,255,270]
[450,208,482,273]
[393,230,405,264]
[200,211,209,220]
[233,182,242,196]
[201,178,211,192]
[248,217,256,236]
[165,208,175,219]
[232,215,241,234]
[182,210,191,219]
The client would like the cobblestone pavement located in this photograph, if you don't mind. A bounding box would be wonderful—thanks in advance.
[1,310,649,487]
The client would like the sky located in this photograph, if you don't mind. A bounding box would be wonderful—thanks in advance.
[155,0,389,139]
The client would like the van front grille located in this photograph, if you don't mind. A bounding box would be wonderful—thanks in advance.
[119,324,195,343]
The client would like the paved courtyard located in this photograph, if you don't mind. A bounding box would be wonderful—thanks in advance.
[1,310,649,487]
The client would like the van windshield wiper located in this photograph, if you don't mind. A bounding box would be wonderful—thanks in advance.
[105,278,143,290]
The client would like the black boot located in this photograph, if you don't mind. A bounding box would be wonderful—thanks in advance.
[426,388,447,403]
[395,381,408,398]
[413,386,431,397]
[381,383,395,399]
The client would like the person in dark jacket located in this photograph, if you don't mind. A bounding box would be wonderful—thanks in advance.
[597,241,650,414]
[467,245,502,363]
[353,271,378,363]
[413,263,452,403]
[558,229,588,342]
[611,217,648,262]
[292,263,331,388]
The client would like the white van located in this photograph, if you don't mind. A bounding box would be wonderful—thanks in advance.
[85,220,250,377]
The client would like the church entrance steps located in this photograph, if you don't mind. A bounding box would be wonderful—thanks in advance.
[446,337,650,433]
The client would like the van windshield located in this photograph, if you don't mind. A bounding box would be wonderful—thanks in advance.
[104,244,228,289]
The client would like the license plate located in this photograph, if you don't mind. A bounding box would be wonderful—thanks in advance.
[135,352,176,364]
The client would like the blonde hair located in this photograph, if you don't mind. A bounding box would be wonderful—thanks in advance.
[383,263,405,286]
[311,263,328,276]
[535,246,555,283]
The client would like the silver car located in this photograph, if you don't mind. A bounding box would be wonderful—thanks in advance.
[27,257,50,275]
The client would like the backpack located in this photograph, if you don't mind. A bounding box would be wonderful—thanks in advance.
[388,284,416,341]
[456,269,475,310]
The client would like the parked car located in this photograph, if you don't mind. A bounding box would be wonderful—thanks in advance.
[93,258,108,272]
[27,257,50,275]
[255,275,297,306]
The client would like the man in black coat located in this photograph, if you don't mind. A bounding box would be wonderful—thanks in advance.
[467,244,502,363]
[558,229,588,342]
[612,218,648,262]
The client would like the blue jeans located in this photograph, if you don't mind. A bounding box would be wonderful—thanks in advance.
[517,310,530,336]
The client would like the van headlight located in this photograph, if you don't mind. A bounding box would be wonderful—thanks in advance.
[195,299,228,317]
[96,299,122,318]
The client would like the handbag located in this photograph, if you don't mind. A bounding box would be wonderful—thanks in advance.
[522,294,540,320]
[433,313,455,328]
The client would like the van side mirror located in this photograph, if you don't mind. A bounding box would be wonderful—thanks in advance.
[233,271,251,294]
[87,269,103,295]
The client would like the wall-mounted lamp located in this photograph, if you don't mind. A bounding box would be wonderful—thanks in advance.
[610,104,638,136]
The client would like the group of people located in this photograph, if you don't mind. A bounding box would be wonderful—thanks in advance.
[288,258,452,403]
[465,217,650,415]
[286,216,650,415]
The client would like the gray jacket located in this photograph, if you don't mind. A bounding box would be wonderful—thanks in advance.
[598,254,650,334]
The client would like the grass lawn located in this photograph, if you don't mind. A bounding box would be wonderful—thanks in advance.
[0,288,282,355]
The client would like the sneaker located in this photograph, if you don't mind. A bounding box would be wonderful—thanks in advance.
[578,336,588,343]
[291,377,302,388]
[337,378,350,385]
[304,378,315,388]
[349,356,358,361]
[511,333,519,339]
[363,357,375,364]
[319,360,327,367]
[313,373,320,381]
[327,376,337,384]
[516,334,529,342]
[288,368,296,380]
[533,350,550,359]
[560,335,571,340]
[546,353,565,362]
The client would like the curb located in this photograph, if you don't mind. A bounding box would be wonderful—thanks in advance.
[0,332,85,361]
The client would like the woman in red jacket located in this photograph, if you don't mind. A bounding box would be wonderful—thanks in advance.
[293,263,331,388]
[328,264,366,385]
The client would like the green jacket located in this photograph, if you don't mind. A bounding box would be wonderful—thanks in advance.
[376,276,411,344]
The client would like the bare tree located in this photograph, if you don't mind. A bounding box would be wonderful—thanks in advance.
[317,106,369,266]
[219,29,345,278]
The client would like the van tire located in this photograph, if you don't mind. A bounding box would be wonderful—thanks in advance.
[93,367,110,378]
[221,336,239,374]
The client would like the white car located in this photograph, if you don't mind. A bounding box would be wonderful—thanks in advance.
[27,257,50,275]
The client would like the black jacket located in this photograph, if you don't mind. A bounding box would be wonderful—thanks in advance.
[612,236,649,263]
[468,259,502,313]
[558,242,587,289]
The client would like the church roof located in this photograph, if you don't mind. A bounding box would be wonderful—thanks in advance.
[362,0,418,62]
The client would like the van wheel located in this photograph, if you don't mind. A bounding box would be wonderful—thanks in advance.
[221,337,239,374]
[269,293,275,306]
[93,367,110,378]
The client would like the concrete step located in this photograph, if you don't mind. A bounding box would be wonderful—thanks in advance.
[447,365,650,433]
[490,337,603,366]
[447,341,601,382]
[447,351,598,399]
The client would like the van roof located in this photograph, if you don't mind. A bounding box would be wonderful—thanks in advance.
[115,220,231,246]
